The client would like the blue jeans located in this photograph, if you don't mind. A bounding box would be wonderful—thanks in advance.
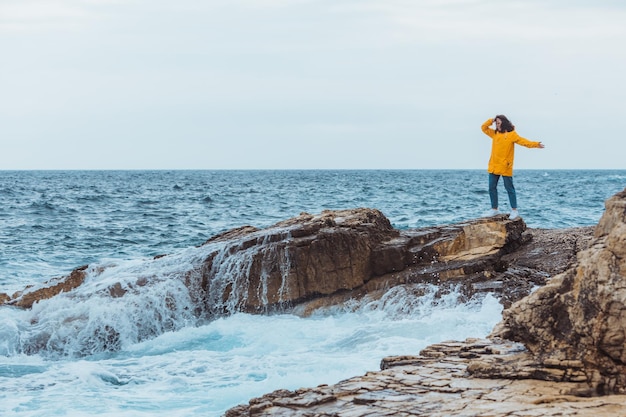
[489,173,517,210]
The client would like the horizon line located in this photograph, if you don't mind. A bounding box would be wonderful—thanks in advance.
[1,168,625,172]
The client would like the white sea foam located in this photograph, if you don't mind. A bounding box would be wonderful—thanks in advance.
[1,285,502,416]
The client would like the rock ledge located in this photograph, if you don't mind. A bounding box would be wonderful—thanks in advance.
[226,338,626,416]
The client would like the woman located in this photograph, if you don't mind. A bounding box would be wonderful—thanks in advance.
[481,115,545,220]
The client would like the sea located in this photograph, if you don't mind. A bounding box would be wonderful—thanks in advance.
[1,169,624,416]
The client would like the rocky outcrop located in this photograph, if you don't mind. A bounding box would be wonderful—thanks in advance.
[492,189,626,394]
[2,208,574,315]
[226,338,626,417]
[205,207,533,314]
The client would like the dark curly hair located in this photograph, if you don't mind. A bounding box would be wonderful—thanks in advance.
[495,115,515,133]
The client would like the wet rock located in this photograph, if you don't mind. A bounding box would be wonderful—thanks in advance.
[3,265,89,309]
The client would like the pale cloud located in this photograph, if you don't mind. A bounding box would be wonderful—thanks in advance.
[0,0,94,32]
[0,0,625,169]
[332,0,626,44]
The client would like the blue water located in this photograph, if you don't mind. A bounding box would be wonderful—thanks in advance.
[1,170,624,416]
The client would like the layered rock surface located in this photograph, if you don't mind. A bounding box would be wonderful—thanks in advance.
[226,339,626,417]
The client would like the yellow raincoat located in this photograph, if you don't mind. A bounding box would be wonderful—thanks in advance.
[481,118,542,177]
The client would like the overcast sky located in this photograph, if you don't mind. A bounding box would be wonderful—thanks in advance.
[1,0,625,170]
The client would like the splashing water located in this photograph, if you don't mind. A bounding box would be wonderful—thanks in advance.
[1,284,502,416]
